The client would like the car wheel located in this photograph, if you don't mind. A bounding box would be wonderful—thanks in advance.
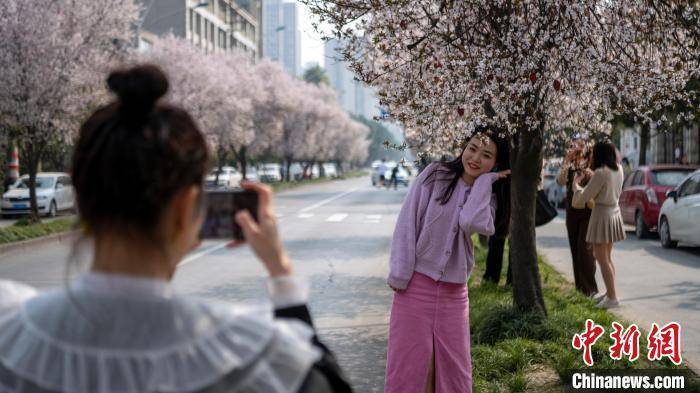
[659,216,677,249]
[635,211,650,239]
[47,200,57,218]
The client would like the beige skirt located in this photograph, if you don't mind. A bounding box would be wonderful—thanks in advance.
[586,204,626,244]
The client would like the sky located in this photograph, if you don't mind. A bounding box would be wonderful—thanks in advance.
[297,2,327,69]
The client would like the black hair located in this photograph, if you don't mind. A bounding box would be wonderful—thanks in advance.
[423,126,511,238]
[71,64,209,241]
[591,141,619,171]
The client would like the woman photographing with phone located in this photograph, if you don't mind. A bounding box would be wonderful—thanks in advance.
[385,127,511,393]
[557,140,598,298]
[0,65,351,393]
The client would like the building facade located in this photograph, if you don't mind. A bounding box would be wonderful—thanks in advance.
[262,0,301,76]
[138,0,259,58]
[619,123,700,166]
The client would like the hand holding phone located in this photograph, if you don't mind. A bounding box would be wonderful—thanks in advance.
[233,182,293,277]
[200,189,258,241]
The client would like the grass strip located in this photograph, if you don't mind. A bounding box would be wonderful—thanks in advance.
[269,170,368,193]
[469,237,699,392]
[0,218,75,245]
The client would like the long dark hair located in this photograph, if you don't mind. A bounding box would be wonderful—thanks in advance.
[591,141,618,171]
[423,126,511,238]
[71,64,210,241]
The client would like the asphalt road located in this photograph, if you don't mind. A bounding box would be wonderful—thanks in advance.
[0,176,406,392]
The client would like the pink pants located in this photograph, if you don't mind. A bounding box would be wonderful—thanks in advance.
[385,272,472,393]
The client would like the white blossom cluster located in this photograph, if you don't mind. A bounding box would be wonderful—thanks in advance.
[303,0,699,156]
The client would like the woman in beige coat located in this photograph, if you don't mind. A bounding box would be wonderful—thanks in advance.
[572,141,625,308]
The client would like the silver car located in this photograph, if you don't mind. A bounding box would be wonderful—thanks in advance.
[1,173,75,217]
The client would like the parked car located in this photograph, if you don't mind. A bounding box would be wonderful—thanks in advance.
[259,163,282,183]
[543,168,566,208]
[619,165,699,238]
[322,163,338,178]
[204,166,242,189]
[1,173,74,218]
[658,169,700,248]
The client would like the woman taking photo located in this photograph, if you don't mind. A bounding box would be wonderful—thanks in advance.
[572,141,626,309]
[557,140,598,298]
[385,127,511,393]
[0,65,351,393]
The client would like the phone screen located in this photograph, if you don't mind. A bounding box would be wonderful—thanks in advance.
[200,189,258,240]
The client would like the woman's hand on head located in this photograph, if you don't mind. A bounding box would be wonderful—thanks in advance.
[233,181,292,277]
[495,169,511,179]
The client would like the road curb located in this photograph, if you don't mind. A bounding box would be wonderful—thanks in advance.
[0,230,77,258]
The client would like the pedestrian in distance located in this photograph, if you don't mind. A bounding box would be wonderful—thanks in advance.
[557,140,598,298]
[389,165,399,190]
[385,126,511,393]
[0,65,352,393]
[572,141,626,309]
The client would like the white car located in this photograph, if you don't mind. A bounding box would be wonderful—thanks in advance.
[259,163,282,182]
[205,166,241,189]
[658,170,700,248]
[1,173,74,217]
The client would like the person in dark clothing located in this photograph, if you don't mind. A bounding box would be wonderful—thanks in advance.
[388,165,399,190]
[556,141,598,297]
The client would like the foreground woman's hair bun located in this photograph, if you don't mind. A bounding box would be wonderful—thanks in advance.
[107,64,169,118]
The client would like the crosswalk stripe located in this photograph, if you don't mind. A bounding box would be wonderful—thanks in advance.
[366,214,382,220]
[297,213,314,219]
[326,213,348,222]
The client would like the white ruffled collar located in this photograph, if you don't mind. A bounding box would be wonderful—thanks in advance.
[0,279,320,393]
[74,271,173,299]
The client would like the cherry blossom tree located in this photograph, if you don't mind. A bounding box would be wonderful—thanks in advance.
[303,0,700,314]
[136,37,260,180]
[0,0,139,221]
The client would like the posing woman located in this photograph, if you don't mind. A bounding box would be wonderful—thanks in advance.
[572,141,626,309]
[0,65,351,392]
[557,141,598,297]
[385,127,511,393]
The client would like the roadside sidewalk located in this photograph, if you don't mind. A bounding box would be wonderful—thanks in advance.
[536,212,700,374]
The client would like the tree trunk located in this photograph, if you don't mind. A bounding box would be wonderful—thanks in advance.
[509,128,547,316]
[24,139,43,224]
[285,159,292,182]
[233,146,248,180]
[319,161,326,178]
[639,123,649,165]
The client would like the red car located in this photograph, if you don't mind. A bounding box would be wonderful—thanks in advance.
[619,165,700,238]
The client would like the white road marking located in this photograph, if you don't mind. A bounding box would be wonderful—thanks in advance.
[326,213,349,222]
[297,213,314,219]
[366,215,382,220]
[299,188,358,213]
[179,241,230,266]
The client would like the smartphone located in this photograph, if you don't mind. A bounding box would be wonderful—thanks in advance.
[199,189,258,240]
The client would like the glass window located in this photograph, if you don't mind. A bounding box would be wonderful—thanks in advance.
[651,170,694,187]
[632,171,644,186]
[678,175,700,198]
[16,177,55,189]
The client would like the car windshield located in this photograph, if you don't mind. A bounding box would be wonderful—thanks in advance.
[651,170,694,187]
[15,177,55,189]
